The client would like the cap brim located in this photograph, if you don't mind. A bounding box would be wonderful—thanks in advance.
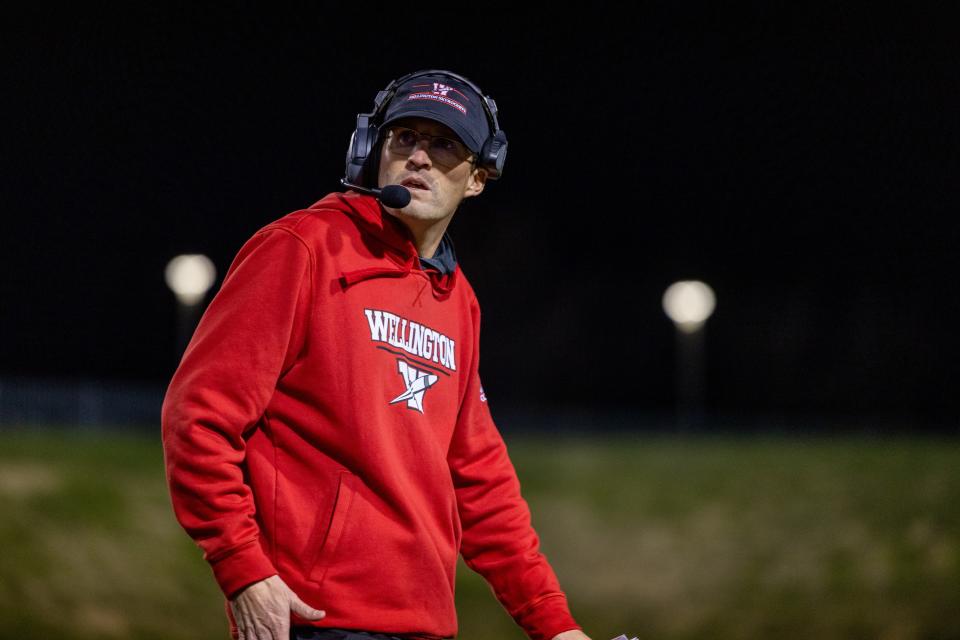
[381,109,482,155]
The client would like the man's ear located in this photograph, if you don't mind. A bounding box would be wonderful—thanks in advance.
[464,166,488,199]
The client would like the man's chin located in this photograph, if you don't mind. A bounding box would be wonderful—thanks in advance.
[389,203,441,222]
[380,191,450,223]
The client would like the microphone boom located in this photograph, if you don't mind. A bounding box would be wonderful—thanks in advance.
[340,179,411,209]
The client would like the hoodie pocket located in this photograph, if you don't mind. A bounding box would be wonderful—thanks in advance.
[308,470,357,584]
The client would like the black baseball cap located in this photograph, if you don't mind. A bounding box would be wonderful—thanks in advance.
[379,73,491,155]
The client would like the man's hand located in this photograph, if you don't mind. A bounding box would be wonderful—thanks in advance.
[229,574,326,640]
[551,631,592,640]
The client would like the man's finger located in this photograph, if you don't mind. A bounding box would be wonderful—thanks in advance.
[234,605,248,640]
[289,593,326,620]
[242,610,260,640]
[232,605,248,640]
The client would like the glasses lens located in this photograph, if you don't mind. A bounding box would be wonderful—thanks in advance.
[386,127,468,168]
[428,136,464,167]
[389,127,418,152]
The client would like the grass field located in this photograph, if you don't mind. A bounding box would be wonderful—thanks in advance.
[0,428,958,640]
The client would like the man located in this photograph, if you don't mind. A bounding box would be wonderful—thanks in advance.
[161,69,591,640]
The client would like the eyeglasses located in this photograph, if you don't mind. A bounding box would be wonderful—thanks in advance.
[384,126,475,169]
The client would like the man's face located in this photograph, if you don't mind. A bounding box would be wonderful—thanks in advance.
[377,116,488,225]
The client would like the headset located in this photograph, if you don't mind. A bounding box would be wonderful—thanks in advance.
[342,69,508,191]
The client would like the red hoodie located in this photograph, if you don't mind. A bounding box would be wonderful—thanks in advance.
[160,191,582,640]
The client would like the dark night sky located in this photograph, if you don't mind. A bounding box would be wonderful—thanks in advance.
[3,5,958,425]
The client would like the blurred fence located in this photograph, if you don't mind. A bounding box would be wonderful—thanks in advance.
[0,375,164,429]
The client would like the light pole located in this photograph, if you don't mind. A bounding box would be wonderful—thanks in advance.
[165,254,217,359]
[662,280,716,431]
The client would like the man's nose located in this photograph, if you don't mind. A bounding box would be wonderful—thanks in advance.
[406,140,433,167]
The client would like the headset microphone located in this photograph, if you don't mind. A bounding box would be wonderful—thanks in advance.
[339,178,412,209]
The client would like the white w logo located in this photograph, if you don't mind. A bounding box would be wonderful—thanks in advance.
[389,360,439,413]
[433,82,453,96]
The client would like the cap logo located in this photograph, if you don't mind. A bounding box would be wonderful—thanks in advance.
[406,82,469,115]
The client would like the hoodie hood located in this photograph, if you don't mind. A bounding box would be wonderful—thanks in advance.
[419,232,457,275]
[308,190,458,301]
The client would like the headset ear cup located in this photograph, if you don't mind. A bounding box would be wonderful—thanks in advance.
[479,130,508,180]
[344,117,378,186]
[361,131,384,187]
[344,130,361,184]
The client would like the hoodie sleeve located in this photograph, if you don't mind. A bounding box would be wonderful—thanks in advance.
[447,299,582,640]
[161,225,314,600]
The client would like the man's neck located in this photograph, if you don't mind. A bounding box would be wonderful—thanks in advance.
[388,211,453,258]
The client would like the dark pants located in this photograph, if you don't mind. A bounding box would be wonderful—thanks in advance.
[291,628,408,640]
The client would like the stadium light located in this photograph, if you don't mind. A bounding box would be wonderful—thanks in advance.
[662,280,716,333]
[165,254,217,306]
[663,280,716,430]
[166,254,217,360]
